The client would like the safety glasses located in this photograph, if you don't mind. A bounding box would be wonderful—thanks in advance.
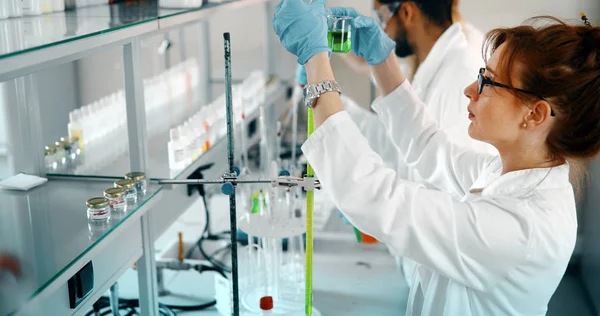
[477,68,555,116]
[374,1,402,29]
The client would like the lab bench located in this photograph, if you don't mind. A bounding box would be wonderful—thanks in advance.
[0,0,286,315]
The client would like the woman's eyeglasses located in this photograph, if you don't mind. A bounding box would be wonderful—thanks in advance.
[477,68,555,116]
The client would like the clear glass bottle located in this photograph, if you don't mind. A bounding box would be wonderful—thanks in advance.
[44,145,57,170]
[104,187,127,212]
[52,0,64,11]
[41,0,52,13]
[61,136,80,161]
[55,140,69,166]
[125,172,147,196]
[68,109,84,149]
[168,128,186,170]
[86,197,111,222]
[114,179,138,204]
[7,0,23,17]
[0,2,10,19]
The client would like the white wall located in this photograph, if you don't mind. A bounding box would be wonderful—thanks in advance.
[460,0,600,33]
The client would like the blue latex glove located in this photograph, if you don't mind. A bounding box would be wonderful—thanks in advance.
[272,0,331,65]
[327,7,395,65]
[295,64,307,85]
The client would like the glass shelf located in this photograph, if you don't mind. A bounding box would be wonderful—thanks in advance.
[0,5,158,60]
[0,0,260,62]
[0,179,161,316]
[46,80,288,180]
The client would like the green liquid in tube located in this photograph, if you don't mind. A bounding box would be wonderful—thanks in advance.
[327,30,351,53]
[251,192,260,214]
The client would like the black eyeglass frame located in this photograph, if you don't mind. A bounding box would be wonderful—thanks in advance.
[477,68,555,116]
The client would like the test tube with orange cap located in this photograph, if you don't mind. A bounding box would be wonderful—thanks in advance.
[353,227,378,244]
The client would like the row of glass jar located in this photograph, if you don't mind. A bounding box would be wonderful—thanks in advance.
[166,70,266,170]
[86,172,148,222]
[44,136,82,172]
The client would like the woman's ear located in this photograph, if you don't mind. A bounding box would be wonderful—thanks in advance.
[524,100,553,127]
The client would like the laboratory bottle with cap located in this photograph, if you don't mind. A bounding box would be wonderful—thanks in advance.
[104,188,127,213]
[87,197,111,222]
[114,179,138,204]
[125,172,147,195]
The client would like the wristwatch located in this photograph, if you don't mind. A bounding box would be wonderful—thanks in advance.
[303,80,341,108]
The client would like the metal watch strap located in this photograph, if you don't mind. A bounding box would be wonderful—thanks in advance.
[303,80,341,108]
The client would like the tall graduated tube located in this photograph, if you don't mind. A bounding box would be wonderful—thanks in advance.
[327,15,352,53]
[258,105,271,178]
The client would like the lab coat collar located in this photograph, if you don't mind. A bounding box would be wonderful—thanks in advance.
[411,23,467,92]
[470,159,571,198]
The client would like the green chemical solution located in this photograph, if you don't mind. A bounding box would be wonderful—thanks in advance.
[327,30,351,53]
[305,108,315,316]
[251,192,260,214]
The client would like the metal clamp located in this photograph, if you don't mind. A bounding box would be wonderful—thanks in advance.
[221,167,241,195]
[271,176,321,191]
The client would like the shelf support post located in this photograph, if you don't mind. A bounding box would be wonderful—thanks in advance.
[198,21,212,105]
[123,38,158,316]
[264,0,279,80]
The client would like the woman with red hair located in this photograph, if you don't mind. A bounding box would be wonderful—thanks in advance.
[273,0,599,314]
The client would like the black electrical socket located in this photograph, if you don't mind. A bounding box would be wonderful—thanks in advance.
[68,261,94,309]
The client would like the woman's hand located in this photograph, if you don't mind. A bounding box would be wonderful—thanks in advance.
[272,0,331,65]
[327,7,396,65]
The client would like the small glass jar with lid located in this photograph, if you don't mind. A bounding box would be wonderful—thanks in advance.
[125,172,147,195]
[55,140,69,165]
[104,187,127,212]
[44,145,58,170]
[86,197,111,222]
[114,179,138,204]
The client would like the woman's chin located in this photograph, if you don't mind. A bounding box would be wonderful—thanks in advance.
[467,124,481,141]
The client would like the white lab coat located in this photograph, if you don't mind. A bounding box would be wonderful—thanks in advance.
[347,22,495,171]
[301,80,577,316]
[344,22,496,284]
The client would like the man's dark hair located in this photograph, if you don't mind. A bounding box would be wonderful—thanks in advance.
[378,0,454,28]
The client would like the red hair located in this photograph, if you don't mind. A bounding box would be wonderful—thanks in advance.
[483,17,600,163]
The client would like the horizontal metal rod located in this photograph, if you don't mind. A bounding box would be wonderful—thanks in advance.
[155,179,273,185]
[46,174,124,182]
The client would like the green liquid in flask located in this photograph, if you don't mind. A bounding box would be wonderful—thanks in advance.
[327,30,351,53]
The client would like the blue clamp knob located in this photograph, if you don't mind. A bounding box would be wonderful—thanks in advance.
[233,166,241,176]
[279,170,290,176]
[221,182,235,195]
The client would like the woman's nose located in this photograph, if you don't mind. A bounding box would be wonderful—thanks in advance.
[465,80,479,101]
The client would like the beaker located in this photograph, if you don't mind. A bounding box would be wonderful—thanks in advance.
[327,15,352,53]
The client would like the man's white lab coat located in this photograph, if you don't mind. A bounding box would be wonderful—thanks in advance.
[301,81,577,316]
